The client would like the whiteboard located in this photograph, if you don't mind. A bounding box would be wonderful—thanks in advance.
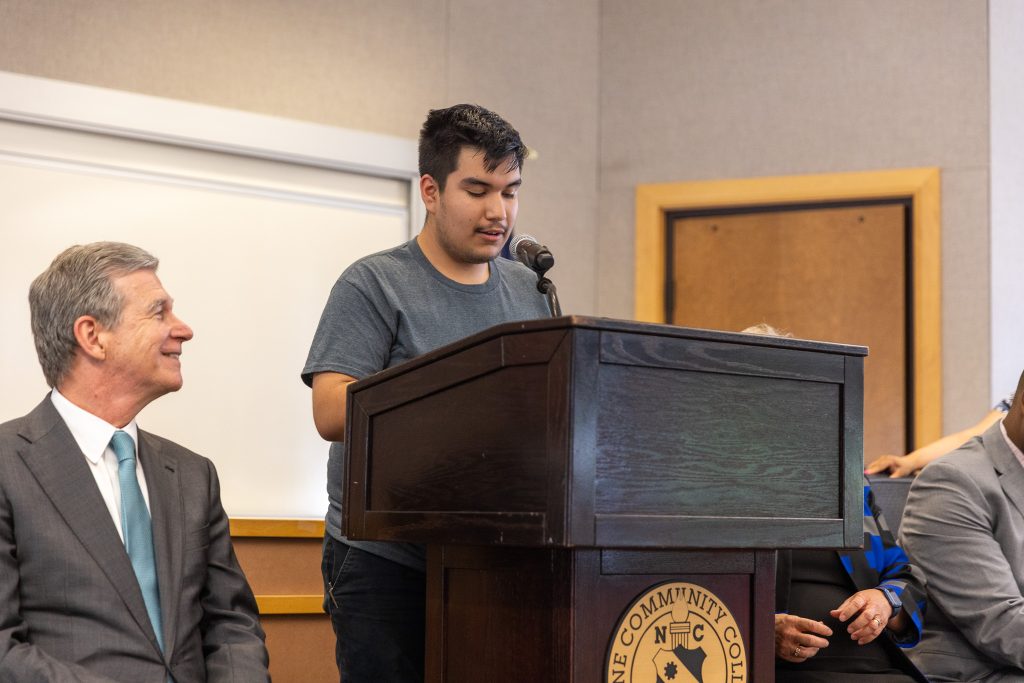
[0,95,416,519]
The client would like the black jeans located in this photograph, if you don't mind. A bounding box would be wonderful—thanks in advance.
[321,536,426,682]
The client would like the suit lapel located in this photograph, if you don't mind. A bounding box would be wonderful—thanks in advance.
[139,430,182,661]
[985,425,1024,520]
[16,398,162,651]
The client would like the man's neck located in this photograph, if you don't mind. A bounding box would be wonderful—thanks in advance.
[1004,405,1024,453]
[415,230,489,285]
[58,374,142,428]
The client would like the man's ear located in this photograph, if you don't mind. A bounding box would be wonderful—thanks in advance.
[420,174,441,213]
[72,315,106,361]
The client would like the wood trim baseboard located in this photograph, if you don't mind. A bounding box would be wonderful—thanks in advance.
[256,595,325,615]
[635,168,942,447]
[230,518,327,617]
[230,518,325,538]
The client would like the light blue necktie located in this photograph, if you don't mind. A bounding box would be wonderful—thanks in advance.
[110,430,165,653]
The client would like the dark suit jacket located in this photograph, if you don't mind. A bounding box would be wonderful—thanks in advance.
[0,397,270,682]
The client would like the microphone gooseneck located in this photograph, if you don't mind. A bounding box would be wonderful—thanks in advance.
[508,233,561,317]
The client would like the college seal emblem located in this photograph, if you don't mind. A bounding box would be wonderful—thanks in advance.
[605,581,746,683]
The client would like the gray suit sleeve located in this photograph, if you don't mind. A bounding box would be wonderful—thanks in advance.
[196,459,271,683]
[900,458,1024,667]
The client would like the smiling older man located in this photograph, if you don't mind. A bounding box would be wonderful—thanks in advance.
[0,242,269,682]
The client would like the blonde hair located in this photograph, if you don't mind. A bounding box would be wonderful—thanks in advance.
[740,323,793,338]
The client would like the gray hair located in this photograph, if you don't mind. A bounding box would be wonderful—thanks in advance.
[29,242,159,388]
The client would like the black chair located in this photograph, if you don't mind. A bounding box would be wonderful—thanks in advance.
[866,475,915,536]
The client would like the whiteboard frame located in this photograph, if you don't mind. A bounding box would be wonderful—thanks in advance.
[0,70,423,234]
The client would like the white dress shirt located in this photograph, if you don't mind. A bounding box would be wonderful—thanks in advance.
[50,389,151,542]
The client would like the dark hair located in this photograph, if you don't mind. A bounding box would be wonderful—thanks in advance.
[418,104,527,191]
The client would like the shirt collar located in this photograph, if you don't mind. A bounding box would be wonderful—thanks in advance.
[999,417,1024,471]
[50,389,140,464]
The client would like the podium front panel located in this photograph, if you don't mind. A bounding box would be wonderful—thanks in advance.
[345,317,865,550]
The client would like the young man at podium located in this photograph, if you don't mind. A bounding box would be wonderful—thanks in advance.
[301,104,551,682]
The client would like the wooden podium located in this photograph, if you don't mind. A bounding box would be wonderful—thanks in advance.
[344,317,866,682]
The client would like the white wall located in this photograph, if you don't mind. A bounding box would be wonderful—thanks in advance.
[990,0,1024,403]
[0,76,417,518]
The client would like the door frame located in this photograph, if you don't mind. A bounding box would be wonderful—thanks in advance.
[634,168,941,448]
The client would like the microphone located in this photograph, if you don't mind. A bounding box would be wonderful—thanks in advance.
[509,233,555,273]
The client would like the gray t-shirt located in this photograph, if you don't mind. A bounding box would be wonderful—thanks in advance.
[302,238,551,571]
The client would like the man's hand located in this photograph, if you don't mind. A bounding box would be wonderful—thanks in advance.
[830,589,893,645]
[774,614,831,662]
[864,454,920,477]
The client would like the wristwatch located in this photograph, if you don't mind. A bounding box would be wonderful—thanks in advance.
[879,586,902,618]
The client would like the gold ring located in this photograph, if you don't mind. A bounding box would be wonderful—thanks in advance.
[793,646,802,657]
[872,617,882,627]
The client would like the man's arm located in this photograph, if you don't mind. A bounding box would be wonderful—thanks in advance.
[866,409,1003,476]
[900,458,1024,667]
[865,483,926,645]
[311,372,357,442]
[198,459,270,682]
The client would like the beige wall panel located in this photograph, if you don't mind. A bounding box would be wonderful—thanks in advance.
[234,538,323,595]
[262,615,335,683]
[940,167,991,431]
[446,0,601,315]
[599,0,987,187]
[0,0,446,137]
[599,0,989,427]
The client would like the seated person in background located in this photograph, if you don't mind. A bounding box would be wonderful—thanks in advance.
[899,370,1024,682]
[774,479,928,683]
[740,325,928,682]
[866,394,1013,477]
